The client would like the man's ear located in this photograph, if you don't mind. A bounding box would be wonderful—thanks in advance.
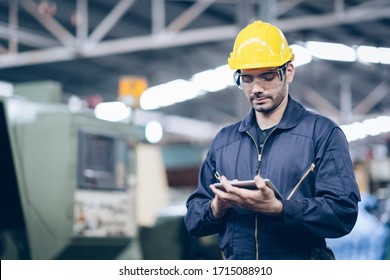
[286,63,295,84]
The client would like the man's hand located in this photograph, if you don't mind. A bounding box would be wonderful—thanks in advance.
[210,194,231,220]
[210,175,283,216]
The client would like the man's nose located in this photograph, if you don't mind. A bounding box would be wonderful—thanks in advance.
[252,80,265,92]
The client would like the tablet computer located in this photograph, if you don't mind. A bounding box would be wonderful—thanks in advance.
[214,178,283,199]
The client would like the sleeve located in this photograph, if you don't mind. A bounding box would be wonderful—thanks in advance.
[184,139,227,238]
[282,126,361,238]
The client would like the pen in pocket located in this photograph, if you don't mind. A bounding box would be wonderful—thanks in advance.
[215,171,222,181]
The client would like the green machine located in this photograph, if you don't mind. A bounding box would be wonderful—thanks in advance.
[0,81,138,259]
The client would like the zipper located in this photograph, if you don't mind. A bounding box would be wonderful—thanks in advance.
[254,215,259,259]
[245,131,260,259]
[286,163,316,200]
[245,127,276,260]
[245,131,261,170]
[245,127,276,176]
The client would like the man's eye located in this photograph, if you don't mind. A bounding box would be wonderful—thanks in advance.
[241,75,253,83]
[260,72,278,81]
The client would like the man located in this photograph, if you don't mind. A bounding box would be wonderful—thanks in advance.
[184,21,360,260]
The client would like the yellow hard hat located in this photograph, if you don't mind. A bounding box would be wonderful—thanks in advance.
[228,21,294,70]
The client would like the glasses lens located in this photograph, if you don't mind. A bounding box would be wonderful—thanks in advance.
[238,70,281,89]
[233,62,289,90]
[258,71,280,85]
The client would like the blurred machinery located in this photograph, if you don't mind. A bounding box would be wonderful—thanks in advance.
[0,81,138,259]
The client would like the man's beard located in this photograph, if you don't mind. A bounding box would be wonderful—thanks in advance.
[251,90,285,114]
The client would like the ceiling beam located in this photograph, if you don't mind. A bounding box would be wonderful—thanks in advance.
[8,0,18,53]
[152,0,166,34]
[0,46,78,68]
[88,0,137,45]
[277,0,306,16]
[165,0,217,33]
[0,25,238,68]
[301,85,340,123]
[19,0,76,48]
[1,1,390,68]
[76,0,88,44]
[276,6,390,31]
[0,23,59,48]
[83,24,237,56]
[353,81,389,116]
[258,0,277,23]
[339,75,353,123]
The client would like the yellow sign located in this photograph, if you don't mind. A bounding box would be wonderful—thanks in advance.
[118,76,148,107]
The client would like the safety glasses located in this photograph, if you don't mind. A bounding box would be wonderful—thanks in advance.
[233,62,289,90]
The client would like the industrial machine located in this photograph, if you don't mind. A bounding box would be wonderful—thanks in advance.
[0,81,137,259]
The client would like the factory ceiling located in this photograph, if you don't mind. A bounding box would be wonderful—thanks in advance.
[1,0,390,144]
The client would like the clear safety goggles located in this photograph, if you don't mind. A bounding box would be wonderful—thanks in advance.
[233,62,289,90]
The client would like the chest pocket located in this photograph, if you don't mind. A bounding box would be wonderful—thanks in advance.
[260,130,316,199]
[215,137,258,181]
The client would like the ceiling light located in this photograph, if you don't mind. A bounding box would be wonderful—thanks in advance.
[191,64,234,92]
[140,79,205,110]
[290,44,312,67]
[94,101,131,122]
[357,46,380,63]
[215,64,235,86]
[340,115,390,142]
[378,47,390,64]
[306,41,357,62]
[145,120,163,143]
[191,69,227,92]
